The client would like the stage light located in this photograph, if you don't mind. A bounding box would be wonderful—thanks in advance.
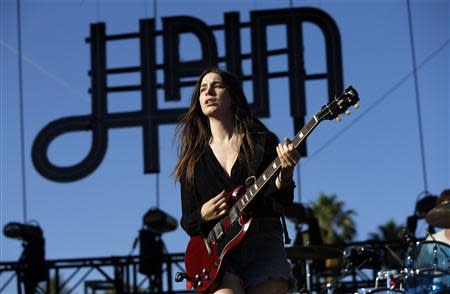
[3,222,48,293]
[142,208,178,234]
[3,222,43,240]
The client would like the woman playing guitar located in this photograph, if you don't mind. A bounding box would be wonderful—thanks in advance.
[173,67,300,294]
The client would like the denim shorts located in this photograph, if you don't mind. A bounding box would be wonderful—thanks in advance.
[220,222,294,289]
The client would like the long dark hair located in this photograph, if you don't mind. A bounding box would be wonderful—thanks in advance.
[173,67,268,186]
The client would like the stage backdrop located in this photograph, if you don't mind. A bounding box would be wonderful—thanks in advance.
[1,0,448,281]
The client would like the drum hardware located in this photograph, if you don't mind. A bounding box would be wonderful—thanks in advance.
[286,245,343,260]
[374,269,402,289]
[324,261,374,294]
[324,246,384,294]
[357,288,406,293]
[324,269,350,294]
[286,244,343,293]
[305,257,313,293]
[319,239,450,293]
[286,203,331,293]
[343,246,384,270]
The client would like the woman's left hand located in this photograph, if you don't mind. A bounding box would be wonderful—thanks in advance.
[276,137,300,171]
[276,137,300,189]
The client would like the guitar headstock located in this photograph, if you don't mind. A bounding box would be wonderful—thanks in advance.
[317,86,360,122]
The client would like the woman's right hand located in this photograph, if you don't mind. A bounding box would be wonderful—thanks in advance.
[200,190,229,221]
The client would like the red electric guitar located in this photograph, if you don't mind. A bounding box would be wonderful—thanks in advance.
[176,86,360,293]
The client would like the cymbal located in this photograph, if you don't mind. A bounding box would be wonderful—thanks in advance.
[283,203,310,224]
[285,245,343,260]
[425,202,450,229]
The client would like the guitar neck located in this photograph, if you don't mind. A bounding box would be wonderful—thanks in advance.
[235,115,320,212]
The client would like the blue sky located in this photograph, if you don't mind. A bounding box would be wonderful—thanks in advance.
[1,0,449,290]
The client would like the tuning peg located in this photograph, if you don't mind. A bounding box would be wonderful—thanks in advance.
[354,103,360,109]
[336,116,342,122]
[345,110,351,115]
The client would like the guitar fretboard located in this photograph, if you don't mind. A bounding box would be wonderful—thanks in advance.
[233,115,320,214]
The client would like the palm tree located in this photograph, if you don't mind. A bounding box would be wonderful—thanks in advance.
[369,219,404,241]
[310,193,357,245]
[369,219,405,268]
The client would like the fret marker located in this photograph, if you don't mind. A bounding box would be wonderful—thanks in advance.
[299,132,304,139]
[313,115,318,122]
[254,184,258,190]
[241,199,244,205]
[272,163,277,169]
[250,190,253,196]
[245,194,249,201]
[262,174,267,180]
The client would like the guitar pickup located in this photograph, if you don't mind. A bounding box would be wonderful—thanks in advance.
[213,224,224,240]
[229,207,238,222]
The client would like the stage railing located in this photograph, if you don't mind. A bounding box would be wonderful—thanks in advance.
[1,239,413,293]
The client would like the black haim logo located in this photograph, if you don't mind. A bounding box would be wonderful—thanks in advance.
[32,7,343,182]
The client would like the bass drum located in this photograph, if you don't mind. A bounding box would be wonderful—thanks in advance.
[404,240,450,294]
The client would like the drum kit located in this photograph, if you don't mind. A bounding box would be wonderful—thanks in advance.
[284,202,450,294]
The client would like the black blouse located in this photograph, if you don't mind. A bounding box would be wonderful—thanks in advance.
[180,131,295,237]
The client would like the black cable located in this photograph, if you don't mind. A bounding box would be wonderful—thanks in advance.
[304,39,449,163]
[156,173,160,208]
[16,0,27,223]
[144,0,148,18]
[153,0,160,209]
[96,0,100,22]
[288,0,299,202]
[407,0,428,193]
